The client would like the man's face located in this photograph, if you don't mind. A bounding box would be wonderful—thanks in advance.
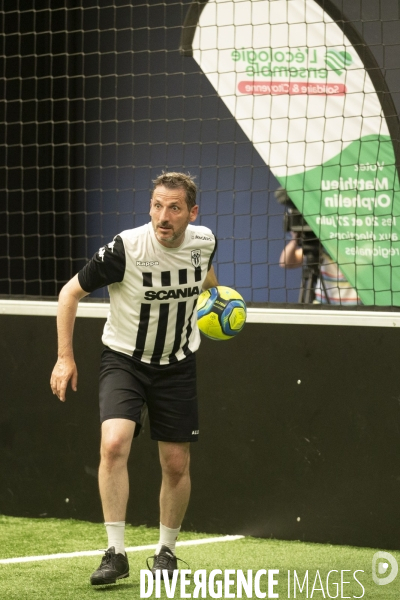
[149,185,198,248]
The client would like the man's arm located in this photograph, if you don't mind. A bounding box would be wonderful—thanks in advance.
[279,236,304,269]
[50,274,89,402]
[202,265,219,290]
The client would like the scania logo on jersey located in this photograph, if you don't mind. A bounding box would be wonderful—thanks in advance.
[191,249,201,268]
[144,286,200,301]
[136,260,159,267]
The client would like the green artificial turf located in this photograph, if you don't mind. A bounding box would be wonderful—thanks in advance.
[1,516,399,599]
[0,516,211,559]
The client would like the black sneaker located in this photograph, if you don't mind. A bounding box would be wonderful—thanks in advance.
[147,545,182,580]
[90,546,129,585]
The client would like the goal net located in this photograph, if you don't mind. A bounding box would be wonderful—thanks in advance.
[2,0,400,305]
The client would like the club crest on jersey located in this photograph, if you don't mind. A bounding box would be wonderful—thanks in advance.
[191,249,201,268]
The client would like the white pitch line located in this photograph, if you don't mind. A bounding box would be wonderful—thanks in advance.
[0,535,244,565]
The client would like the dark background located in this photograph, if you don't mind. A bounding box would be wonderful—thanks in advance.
[1,0,400,301]
[1,314,400,550]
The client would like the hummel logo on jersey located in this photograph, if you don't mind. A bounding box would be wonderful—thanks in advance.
[136,260,159,267]
[195,235,212,241]
[144,286,200,301]
[191,249,201,268]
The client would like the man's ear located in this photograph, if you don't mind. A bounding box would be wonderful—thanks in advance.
[190,205,199,222]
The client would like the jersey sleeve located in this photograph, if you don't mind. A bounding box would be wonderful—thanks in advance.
[78,235,126,293]
[208,236,218,271]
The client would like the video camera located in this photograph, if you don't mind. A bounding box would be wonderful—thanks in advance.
[274,187,330,304]
[274,187,320,257]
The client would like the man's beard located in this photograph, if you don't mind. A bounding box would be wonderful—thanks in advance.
[154,220,188,245]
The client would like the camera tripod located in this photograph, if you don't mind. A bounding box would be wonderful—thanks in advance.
[298,244,330,304]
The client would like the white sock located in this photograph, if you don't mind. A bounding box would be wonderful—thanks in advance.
[104,521,126,556]
[155,523,181,555]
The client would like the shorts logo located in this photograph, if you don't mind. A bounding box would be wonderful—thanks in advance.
[192,430,199,435]
[191,249,201,268]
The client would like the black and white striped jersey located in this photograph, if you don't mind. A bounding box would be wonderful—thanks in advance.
[78,222,217,365]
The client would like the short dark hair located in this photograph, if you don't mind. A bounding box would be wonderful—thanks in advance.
[152,172,197,210]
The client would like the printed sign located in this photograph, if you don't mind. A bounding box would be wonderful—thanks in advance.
[190,0,400,305]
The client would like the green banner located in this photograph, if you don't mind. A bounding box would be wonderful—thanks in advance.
[282,135,400,305]
[190,0,400,305]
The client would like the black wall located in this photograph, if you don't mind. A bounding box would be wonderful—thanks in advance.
[1,313,400,550]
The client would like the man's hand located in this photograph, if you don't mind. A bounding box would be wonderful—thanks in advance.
[50,275,88,402]
[50,356,78,402]
[202,265,219,291]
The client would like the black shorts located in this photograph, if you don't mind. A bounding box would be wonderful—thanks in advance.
[99,348,199,442]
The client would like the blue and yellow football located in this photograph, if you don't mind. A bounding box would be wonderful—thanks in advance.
[197,286,247,340]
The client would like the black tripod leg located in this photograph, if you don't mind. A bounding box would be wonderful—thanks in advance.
[299,268,318,304]
[319,273,331,304]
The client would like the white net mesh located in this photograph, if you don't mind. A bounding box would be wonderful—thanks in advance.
[1,0,400,304]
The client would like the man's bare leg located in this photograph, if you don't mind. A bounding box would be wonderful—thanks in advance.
[156,441,191,557]
[99,418,136,552]
[90,418,135,585]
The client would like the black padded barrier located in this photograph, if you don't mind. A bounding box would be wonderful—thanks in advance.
[1,314,400,550]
